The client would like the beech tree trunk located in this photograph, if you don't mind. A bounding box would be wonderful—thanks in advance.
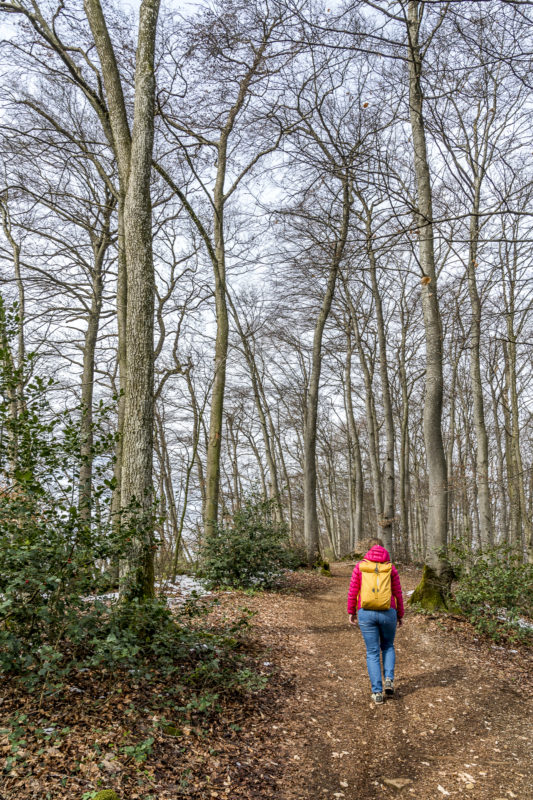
[0,197,25,468]
[446,335,461,544]
[467,181,493,549]
[304,177,351,564]
[342,284,383,525]
[110,204,128,540]
[344,330,363,549]
[506,311,532,559]
[398,300,411,562]
[78,224,109,525]
[85,0,161,599]
[204,137,229,536]
[229,297,283,520]
[407,1,450,606]
[361,197,395,554]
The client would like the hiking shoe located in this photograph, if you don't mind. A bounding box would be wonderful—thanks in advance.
[384,678,395,696]
[371,692,384,705]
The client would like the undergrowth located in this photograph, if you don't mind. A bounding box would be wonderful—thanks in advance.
[199,495,302,590]
[0,299,267,710]
[448,541,533,644]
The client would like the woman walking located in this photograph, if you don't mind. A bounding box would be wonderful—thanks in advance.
[347,538,404,705]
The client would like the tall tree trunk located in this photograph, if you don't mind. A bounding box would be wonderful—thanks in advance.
[119,0,160,599]
[204,134,229,537]
[82,1,131,542]
[303,177,351,565]
[407,1,451,608]
[85,0,161,599]
[226,415,241,512]
[467,180,493,549]
[344,331,363,548]
[489,367,507,542]
[398,304,411,561]
[228,299,283,520]
[446,347,460,544]
[273,426,295,541]
[361,198,395,554]
[502,347,521,549]
[201,39,272,538]
[351,310,383,523]
[110,204,128,541]
[0,197,25,467]
[506,313,532,559]
[184,369,207,524]
[78,233,106,525]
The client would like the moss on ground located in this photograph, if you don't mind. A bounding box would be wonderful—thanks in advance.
[162,724,182,736]
[92,791,120,800]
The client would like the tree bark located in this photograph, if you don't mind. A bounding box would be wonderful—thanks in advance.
[344,291,383,525]
[506,313,532,559]
[228,298,283,520]
[203,135,229,536]
[303,177,351,565]
[446,344,460,545]
[467,179,493,549]
[344,330,363,548]
[407,1,450,605]
[502,345,521,549]
[361,197,395,554]
[119,0,160,599]
[398,300,411,562]
[78,221,109,525]
[85,0,161,599]
[110,203,128,542]
[0,197,25,468]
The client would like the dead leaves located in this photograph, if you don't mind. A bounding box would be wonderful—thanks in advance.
[1,566,532,800]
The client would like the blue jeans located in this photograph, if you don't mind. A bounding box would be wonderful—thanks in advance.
[358,608,397,693]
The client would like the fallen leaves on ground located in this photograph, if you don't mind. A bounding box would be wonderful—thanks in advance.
[1,565,531,800]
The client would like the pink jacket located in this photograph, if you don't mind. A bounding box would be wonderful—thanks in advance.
[347,545,404,619]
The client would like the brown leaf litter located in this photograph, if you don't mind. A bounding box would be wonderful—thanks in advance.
[0,564,531,799]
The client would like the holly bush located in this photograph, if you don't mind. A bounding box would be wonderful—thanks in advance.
[449,540,533,643]
[0,302,265,702]
[200,496,298,589]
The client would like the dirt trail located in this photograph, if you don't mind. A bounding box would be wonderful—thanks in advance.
[258,563,532,800]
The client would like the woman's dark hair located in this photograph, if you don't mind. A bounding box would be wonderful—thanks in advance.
[368,537,384,547]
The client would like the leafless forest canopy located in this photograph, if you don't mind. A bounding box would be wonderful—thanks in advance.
[0,0,532,590]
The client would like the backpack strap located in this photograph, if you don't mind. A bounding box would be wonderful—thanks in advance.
[356,559,368,606]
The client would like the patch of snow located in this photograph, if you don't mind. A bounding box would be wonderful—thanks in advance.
[82,576,211,606]
[156,575,210,597]
[495,608,533,631]
[82,592,119,602]
[157,575,211,606]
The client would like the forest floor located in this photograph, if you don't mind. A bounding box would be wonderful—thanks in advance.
[1,563,531,800]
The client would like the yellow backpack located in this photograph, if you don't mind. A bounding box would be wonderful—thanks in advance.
[359,560,392,610]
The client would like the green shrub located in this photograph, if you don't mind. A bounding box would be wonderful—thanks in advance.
[0,300,121,687]
[449,540,533,643]
[0,302,263,702]
[200,496,297,589]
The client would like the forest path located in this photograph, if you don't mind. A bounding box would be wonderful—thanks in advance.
[261,562,532,800]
